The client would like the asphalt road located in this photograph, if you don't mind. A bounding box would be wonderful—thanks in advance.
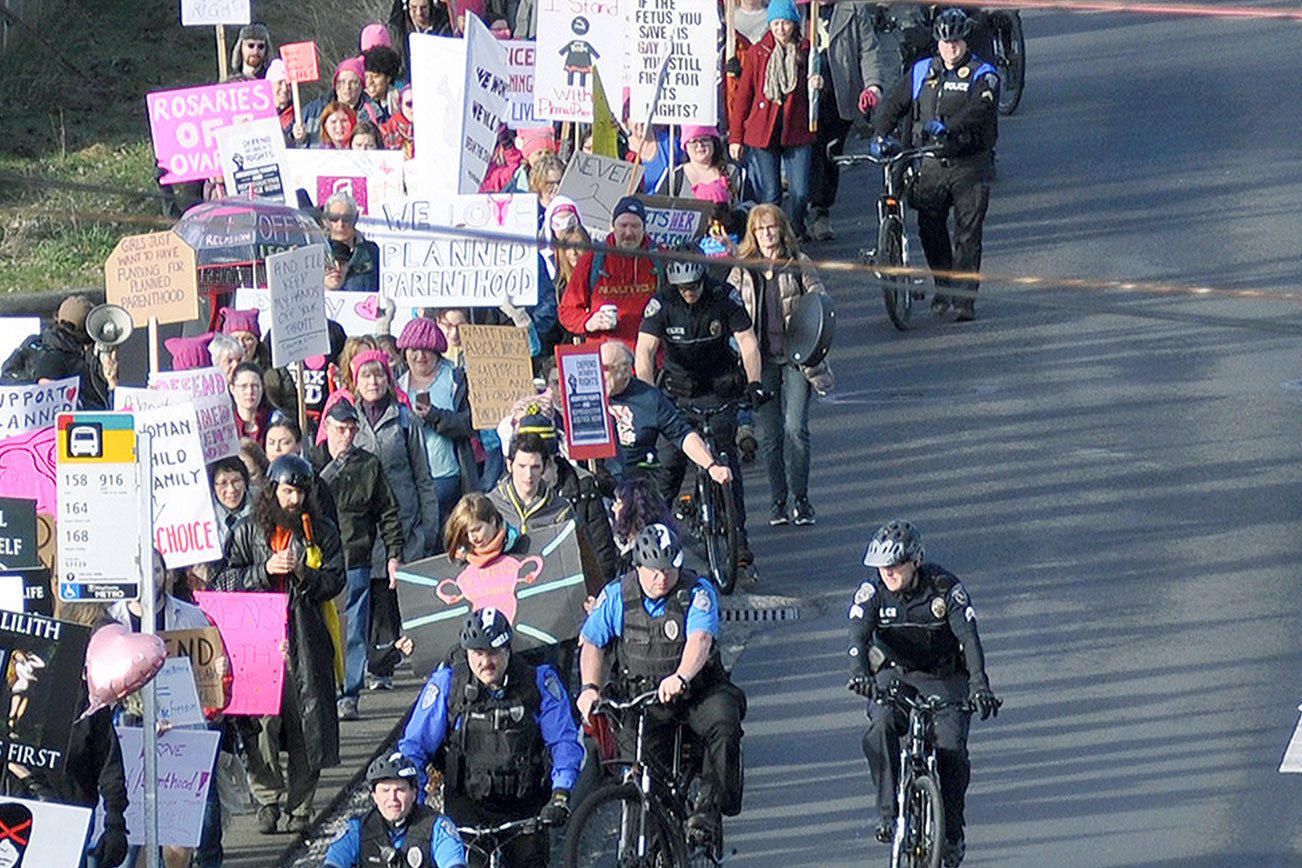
[722,8,1302,868]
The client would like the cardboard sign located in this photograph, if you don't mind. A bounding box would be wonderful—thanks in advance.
[161,626,225,709]
[0,795,93,866]
[216,117,288,203]
[0,427,58,517]
[628,0,718,125]
[135,404,222,569]
[104,231,199,328]
[282,149,406,216]
[193,591,287,716]
[278,40,319,84]
[555,343,615,459]
[534,0,628,122]
[361,195,540,307]
[149,368,240,464]
[460,325,534,429]
[0,377,79,438]
[639,195,712,248]
[503,41,538,127]
[180,0,249,26]
[266,245,330,368]
[396,520,588,678]
[152,656,206,727]
[148,79,278,185]
[113,726,221,847]
[0,613,92,771]
[558,152,644,235]
[0,498,38,571]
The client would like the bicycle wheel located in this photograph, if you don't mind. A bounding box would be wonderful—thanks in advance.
[699,473,740,595]
[563,782,688,868]
[990,10,1026,115]
[876,217,912,331]
[893,774,945,868]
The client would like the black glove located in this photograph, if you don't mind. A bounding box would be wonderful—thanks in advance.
[94,825,130,868]
[745,381,771,407]
[847,673,876,699]
[970,684,1002,721]
[540,789,571,827]
[725,56,743,77]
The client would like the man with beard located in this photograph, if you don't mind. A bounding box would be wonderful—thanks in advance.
[214,454,345,835]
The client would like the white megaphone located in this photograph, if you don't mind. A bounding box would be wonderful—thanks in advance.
[85,304,134,349]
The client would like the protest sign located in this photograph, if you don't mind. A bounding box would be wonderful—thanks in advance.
[0,317,40,367]
[0,427,57,516]
[180,0,249,26]
[460,325,534,429]
[639,195,712,248]
[534,0,628,122]
[362,195,539,307]
[503,41,538,127]
[161,626,225,709]
[148,79,278,184]
[397,520,587,677]
[193,591,287,716]
[135,404,222,569]
[0,576,22,613]
[0,795,93,866]
[279,40,319,83]
[113,726,221,847]
[558,152,644,235]
[104,231,199,327]
[152,656,206,727]
[282,149,405,215]
[235,285,386,339]
[216,117,288,203]
[461,15,512,195]
[0,498,37,571]
[554,343,615,460]
[114,387,183,413]
[628,0,718,125]
[149,368,240,464]
[0,377,79,438]
[0,567,52,617]
[0,612,92,771]
[267,245,330,368]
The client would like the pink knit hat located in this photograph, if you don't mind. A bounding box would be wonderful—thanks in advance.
[165,333,215,371]
[680,125,721,147]
[360,23,392,51]
[219,307,261,338]
[396,317,448,354]
[267,58,288,84]
[518,126,558,160]
[334,56,365,87]
[455,0,487,23]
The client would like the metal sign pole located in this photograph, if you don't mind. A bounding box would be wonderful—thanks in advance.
[137,430,160,868]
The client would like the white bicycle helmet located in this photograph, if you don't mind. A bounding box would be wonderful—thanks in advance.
[665,258,706,286]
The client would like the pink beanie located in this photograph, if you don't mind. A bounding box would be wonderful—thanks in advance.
[165,333,215,371]
[360,23,392,51]
[518,126,558,160]
[396,317,448,354]
[219,307,261,338]
[350,348,392,385]
[680,125,720,147]
[456,0,487,22]
[267,58,288,84]
[334,56,365,86]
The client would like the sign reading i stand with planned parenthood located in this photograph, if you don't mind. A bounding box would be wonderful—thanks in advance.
[55,413,141,602]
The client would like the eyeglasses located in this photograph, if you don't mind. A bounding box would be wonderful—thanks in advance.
[244,41,266,49]
[755,224,782,234]
[685,138,712,149]
[602,362,630,372]
[324,213,354,224]
[233,381,262,390]
[214,479,245,490]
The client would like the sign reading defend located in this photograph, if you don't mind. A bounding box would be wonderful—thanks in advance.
[104,231,199,327]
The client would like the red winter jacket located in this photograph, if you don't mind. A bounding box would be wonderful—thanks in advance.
[557,235,660,349]
[727,32,817,150]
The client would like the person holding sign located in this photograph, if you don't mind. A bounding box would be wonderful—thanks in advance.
[298,58,383,147]
[323,192,381,292]
[669,126,744,208]
[6,294,113,409]
[268,59,296,143]
[230,24,275,79]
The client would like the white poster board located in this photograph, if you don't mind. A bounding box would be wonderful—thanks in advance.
[533,0,628,122]
[361,195,540,307]
[148,368,240,464]
[628,0,718,125]
[216,117,289,203]
[0,795,92,866]
[267,245,331,367]
[109,726,221,848]
[282,149,406,216]
[234,286,414,339]
[180,0,250,26]
[0,574,24,613]
[153,656,206,727]
[136,403,222,569]
[461,15,512,195]
[0,377,79,437]
[503,41,538,128]
[114,386,183,413]
[0,317,41,368]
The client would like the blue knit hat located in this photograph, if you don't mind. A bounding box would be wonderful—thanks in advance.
[767,0,800,23]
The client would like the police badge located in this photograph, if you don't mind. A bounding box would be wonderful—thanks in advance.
[854,582,875,604]
[664,619,680,640]
[931,597,948,620]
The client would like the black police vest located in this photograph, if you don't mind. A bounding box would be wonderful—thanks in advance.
[871,565,964,675]
[445,654,548,804]
[618,571,725,691]
[909,55,998,157]
[358,803,439,867]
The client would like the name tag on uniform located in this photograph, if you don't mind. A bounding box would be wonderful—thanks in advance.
[943,81,970,92]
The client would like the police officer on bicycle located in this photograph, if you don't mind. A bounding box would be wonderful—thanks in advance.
[846,520,1001,867]
[398,608,583,866]
[576,524,746,846]
[324,752,468,868]
[634,257,765,569]
[869,8,998,322]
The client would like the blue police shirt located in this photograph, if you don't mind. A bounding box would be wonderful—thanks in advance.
[398,662,583,795]
[580,574,721,648]
[323,810,467,867]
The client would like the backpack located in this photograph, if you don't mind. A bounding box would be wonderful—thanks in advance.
[0,334,44,384]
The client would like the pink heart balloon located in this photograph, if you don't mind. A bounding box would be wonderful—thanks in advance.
[83,623,167,717]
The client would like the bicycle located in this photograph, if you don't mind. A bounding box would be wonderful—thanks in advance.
[832,145,941,331]
[986,10,1026,115]
[457,815,552,867]
[563,691,727,868]
[676,398,748,596]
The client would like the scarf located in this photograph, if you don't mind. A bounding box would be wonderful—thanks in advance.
[463,527,507,568]
[763,39,801,103]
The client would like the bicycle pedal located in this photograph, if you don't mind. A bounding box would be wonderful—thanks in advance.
[859,247,876,264]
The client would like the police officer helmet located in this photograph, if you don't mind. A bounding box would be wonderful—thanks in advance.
[862,520,925,567]
[632,523,684,570]
[266,454,314,490]
[460,607,513,651]
[933,8,972,41]
[665,258,706,287]
[366,751,419,788]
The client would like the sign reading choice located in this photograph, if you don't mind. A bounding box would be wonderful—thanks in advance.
[148,79,278,184]
[135,403,222,570]
[104,231,199,327]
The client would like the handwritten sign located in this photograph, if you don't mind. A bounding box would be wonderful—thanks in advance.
[161,626,225,709]
[104,231,199,327]
[554,343,616,460]
[460,325,534,429]
[149,368,240,464]
[558,152,644,235]
[627,0,718,125]
[193,591,287,716]
[0,796,92,866]
[180,0,249,26]
[267,245,330,368]
[0,612,93,772]
[148,79,278,185]
[152,656,206,727]
[114,386,182,413]
[236,285,384,339]
[639,195,712,247]
[278,40,319,83]
[461,15,512,194]
[282,149,405,216]
[534,0,628,122]
[0,378,79,438]
[216,117,288,204]
[135,403,222,569]
[503,41,538,127]
[113,726,221,847]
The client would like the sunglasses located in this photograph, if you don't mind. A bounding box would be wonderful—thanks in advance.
[324,213,354,223]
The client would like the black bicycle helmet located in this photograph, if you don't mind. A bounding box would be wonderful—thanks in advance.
[933,8,973,41]
[266,454,314,490]
[862,520,925,567]
[632,523,684,570]
[460,607,513,651]
[366,751,420,787]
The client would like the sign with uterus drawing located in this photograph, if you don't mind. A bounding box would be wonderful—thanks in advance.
[396,520,588,678]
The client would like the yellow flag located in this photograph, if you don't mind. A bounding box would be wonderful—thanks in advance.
[591,66,619,158]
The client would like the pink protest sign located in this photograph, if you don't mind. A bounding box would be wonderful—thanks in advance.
[0,426,57,514]
[279,41,319,84]
[147,80,277,185]
[193,590,287,715]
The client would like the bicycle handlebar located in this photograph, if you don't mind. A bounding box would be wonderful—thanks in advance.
[832,144,943,168]
[594,690,660,714]
[882,682,976,715]
[457,816,547,838]
[677,398,751,419]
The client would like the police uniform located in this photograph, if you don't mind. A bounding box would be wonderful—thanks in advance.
[582,571,745,819]
[323,803,467,867]
[872,51,999,309]
[847,563,990,845]
[397,655,583,867]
